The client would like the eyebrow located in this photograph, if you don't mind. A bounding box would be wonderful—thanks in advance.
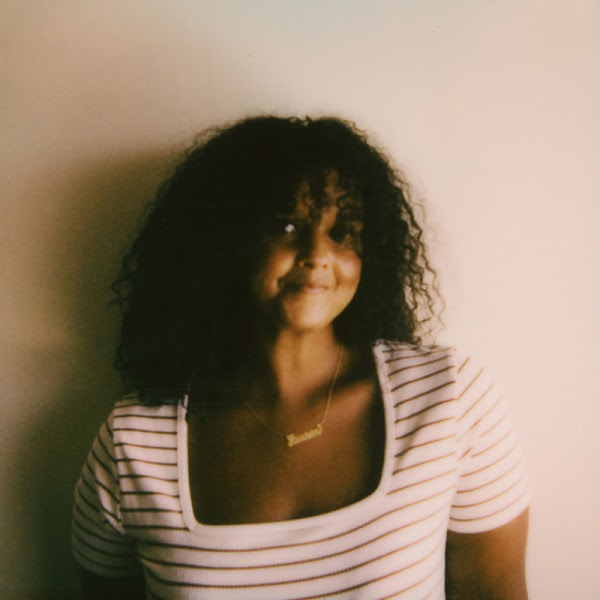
[282,189,364,220]
[336,200,364,219]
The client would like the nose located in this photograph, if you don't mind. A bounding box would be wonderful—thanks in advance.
[297,227,331,269]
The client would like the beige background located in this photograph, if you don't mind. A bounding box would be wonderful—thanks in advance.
[1,1,598,598]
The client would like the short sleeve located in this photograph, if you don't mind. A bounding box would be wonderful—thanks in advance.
[71,411,141,577]
[449,353,531,533]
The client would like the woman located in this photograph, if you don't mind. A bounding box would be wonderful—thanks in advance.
[72,116,530,599]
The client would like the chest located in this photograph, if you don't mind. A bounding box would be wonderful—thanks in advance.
[186,382,386,525]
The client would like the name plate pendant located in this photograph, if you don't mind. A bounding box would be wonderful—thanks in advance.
[286,423,323,448]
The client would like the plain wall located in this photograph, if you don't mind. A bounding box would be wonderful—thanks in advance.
[1,1,598,597]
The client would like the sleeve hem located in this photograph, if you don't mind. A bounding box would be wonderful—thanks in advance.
[73,548,142,579]
[448,488,531,534]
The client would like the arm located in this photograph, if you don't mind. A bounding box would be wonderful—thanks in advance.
[80,569,146,600]
[445,508,529,600]
[73,413,144,597]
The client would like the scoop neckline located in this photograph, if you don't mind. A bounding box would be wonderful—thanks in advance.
[176,343,396,537]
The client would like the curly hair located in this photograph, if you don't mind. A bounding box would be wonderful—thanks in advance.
[112,115,441,401]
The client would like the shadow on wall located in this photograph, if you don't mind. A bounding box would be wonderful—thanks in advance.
[5,149,176,599]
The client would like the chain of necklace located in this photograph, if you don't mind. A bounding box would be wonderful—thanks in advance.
[244,348,343,448]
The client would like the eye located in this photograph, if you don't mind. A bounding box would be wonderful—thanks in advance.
[264,216,301,237]
[329,223,351,243]
[329,220,363,251]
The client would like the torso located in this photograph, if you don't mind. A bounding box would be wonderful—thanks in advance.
[187,353,385,526]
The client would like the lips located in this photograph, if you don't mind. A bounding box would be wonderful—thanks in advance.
[284,280,331,294]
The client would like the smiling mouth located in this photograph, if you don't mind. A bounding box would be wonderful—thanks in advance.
[286,283,330,295]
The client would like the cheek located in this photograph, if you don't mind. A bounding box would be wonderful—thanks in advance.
[251,247,296,298]
[337,253,362,289]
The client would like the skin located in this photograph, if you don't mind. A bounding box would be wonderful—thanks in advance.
[445,509,529,599]
[251,176,362,338]
[186,175,382,526]
[80,175,529,598]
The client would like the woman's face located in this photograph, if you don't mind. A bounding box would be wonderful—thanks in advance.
[250,173,363,334]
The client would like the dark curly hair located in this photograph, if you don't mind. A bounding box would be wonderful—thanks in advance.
[112,115,440,401]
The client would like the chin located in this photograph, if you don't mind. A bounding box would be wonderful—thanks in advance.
[277,308,336,333]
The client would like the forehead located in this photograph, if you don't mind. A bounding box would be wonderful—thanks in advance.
[292,172,363,220]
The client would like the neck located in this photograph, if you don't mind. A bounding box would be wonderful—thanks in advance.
[248,326,345,408]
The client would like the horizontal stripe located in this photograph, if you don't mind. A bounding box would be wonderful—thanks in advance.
[457,455,523,495]
[114,441,178,450]
[462,440,519,478]
[391,380,454,400]
[395,435,454,459]
[113,427,177,435]
[387,354,452,376]
[457,357,470,374]
[137,521,444,573]
[379,559,444,600]
[120,474,179,482]
[73,547,139,576]
[122,507,183,514]
[392,453,455,476]
[72,511,131,548]
[122,490,180,498]
[471,426,512,460]
[388,366,453,390]
[144,537,444,591]
[127,506,443,558]
[457,379,490,421]
[72,341,529,599]
[389,469,456,496]
[383,346,450,360]
[116,457,177,466]
[115,412,177,421]
[450,483,529,522]
[395,418,454,440]
[97,431,117,463]
[394,398,454,423]
[72,529,134,558]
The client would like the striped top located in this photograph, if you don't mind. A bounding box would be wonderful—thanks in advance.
[72,342,530,599]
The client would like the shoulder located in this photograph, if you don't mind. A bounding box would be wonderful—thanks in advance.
[373,340,530,534]
[372,339,456,363]
[113,392,182,414]
[372,339,489,398]
[371,340,462,434]
[371,340,507,438]
[372,339,460,394]
[101,395,182,498]
[106,394,181,441]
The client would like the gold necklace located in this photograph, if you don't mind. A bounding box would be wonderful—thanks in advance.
[244,348,343,448]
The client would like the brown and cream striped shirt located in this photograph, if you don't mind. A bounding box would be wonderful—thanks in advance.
[72,341,530,599]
